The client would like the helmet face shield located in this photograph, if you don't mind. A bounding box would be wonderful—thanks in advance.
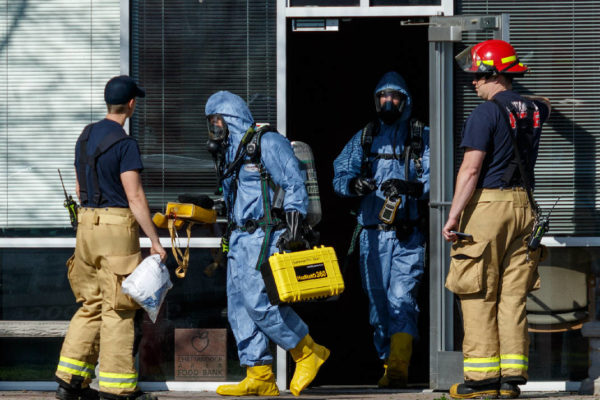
[207,114,229,142]
[455,45,478,72]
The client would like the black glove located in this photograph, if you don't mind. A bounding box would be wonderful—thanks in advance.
[178,194,215,209]
[381,179,424,199]
[277,210,307,251]
[349,177,377,196]
[213,199,227,217]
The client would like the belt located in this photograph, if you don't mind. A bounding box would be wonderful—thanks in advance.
[362,224,397,231]
[237,218,285,234]
[469,188,529,205]
[78,207,134,226]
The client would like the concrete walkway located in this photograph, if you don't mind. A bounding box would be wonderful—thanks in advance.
[0,387,596,400]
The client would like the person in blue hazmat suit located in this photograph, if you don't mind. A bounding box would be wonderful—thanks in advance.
[333,71,430,388]
[205,91,330,397]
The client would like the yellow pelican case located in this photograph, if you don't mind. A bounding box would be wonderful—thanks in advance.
[261,246,344,305]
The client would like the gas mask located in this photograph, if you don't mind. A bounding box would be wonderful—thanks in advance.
[206,114,229,157]
[375,89,406,125]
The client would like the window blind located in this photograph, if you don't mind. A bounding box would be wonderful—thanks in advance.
[455,0,600,235]
[131,0,277,210]
[0,0,121,229]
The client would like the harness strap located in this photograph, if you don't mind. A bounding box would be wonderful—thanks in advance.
[492,99,539,215]
[360,119,425,178]
[341,222,363,275]
[77,124,132,205]
[255,164,282,270]
[169,218,194,278]
[76,124,94,204]
[409,119,425,178]
[220,126,284,270]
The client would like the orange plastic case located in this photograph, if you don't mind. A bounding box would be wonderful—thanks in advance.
[261,246,344,304]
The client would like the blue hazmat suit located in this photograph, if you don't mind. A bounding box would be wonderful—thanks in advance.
[205,91,309,367]
[332,72,430,360]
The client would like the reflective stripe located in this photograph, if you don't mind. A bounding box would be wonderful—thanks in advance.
[477,59,494,66]
[464,357,500,363]
[99,371,138,389]
[501,354,528,370]
[501,55,517,64]
[57,356,94,378]
[464,356,500,372]
[100,371,138,379]
[100,380,137,389]
[464,365,501,372]
[100,381,137,389]
[501,354,528,362]
[501,363,528,370]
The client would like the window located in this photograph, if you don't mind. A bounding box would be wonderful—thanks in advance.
[455,1,600,235]
[131,0,277,210]
[371,0,441,5]
[0,0,121,229]
[290,0,359,5]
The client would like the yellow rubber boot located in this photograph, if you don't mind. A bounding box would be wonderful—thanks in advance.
[216,365,280,396]
[378,332,412,388]
[289,335,330,396]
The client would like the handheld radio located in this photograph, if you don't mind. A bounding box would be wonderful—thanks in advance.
[527,197,559,251]
[58,169,78,231]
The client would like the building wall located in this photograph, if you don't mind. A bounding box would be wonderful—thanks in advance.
[0,0,597,386]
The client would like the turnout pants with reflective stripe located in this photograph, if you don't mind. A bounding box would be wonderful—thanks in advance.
[56,207,142,396]
[446,188,542,383]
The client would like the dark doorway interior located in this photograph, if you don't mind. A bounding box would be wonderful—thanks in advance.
[286,18,430,386]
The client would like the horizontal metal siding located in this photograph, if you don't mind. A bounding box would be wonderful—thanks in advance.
[131,0,277,209]
[455,0,600,234]
[0,0,121,228]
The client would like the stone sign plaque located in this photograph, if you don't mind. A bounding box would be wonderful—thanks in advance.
[174,328,227,381]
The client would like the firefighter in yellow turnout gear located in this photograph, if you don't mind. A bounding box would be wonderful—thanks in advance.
[443,40,551,399]
[55,76,166,400]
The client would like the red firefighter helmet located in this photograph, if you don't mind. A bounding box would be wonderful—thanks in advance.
[455,39,528,76]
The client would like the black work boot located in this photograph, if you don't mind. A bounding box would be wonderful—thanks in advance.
[499,382,521,399]
[56,378,99,400]
[449,382,499,399]
[99,391,157,400]
[56,385,79,400]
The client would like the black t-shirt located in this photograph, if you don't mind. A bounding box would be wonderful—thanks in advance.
[75,119,144,207]
[460,90,550,188]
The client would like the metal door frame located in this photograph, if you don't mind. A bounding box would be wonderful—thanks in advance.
[427,14,509,389]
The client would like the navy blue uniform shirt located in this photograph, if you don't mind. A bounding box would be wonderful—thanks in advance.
[75,119,144,207]
[460,90,550,188]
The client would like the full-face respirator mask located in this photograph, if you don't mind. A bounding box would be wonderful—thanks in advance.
[375,89,407,125]
[206,114,229,157]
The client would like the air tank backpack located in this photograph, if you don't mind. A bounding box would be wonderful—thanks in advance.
[218,124,344,304]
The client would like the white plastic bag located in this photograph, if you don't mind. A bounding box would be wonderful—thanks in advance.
[122,254,173,323]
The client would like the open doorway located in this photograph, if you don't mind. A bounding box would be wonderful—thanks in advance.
[286,18,430,386]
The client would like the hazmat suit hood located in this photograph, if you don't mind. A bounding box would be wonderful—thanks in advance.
[205,90,255,155]
[374,71,413,124]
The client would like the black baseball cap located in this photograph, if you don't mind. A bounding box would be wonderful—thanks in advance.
[104,75,146,105]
